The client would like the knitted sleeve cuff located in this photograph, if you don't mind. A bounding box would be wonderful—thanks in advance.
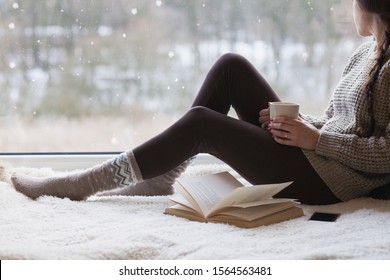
[299,114,328,129]
[315,131,344,159]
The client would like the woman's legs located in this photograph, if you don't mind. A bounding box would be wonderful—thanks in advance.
[96,159,192,197]
[103,53,281,197]
[134,53,279,178]
[98,53,275,197]
[134,106,339,205]
[11,53,339,204]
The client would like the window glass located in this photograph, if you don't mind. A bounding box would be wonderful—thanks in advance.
[0,0,365,152]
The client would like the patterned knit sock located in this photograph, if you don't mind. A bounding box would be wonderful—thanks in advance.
[96,159,192,197]
[11,151,142,201]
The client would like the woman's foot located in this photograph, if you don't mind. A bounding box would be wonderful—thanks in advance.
[11,172,95,201]
[11,151,142,200]
[96,179,175,197]
[97,159,192,197]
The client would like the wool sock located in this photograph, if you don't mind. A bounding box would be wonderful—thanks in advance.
[96,159,192,197]
[11,151,142,201]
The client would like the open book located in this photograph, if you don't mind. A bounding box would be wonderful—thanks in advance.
[164,172,304,228]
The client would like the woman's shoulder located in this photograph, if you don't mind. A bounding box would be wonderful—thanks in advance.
[351,41,375,60]
[357,41,374,50]
[342,41,375,76]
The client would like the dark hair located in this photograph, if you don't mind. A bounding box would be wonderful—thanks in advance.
[356,0,390,137]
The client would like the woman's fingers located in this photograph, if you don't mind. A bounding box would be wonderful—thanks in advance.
[259,108,270,127]
[268,117,320,150]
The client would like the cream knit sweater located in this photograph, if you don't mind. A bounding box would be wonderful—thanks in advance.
[302,42,390,201]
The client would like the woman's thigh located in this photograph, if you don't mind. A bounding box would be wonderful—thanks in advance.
[191,108,339,205]
[135,106,339,205]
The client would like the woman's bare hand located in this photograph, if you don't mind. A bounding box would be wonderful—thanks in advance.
[267,117,320,150]
[259,108,271,129]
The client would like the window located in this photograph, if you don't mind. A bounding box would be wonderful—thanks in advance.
[1,0,365,153]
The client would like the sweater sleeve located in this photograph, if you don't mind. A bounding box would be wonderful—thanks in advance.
[299,100,334,129]
[315,64,390,174]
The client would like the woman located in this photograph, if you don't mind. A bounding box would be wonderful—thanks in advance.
[11,0,390,205]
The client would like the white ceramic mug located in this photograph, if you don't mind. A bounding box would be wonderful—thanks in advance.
[269,102,299,119]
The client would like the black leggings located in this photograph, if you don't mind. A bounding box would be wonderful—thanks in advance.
[133,54,340,205]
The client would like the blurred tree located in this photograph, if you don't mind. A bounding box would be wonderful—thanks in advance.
[0,0,362,119]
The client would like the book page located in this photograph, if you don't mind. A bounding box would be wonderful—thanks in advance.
[169,194,199,212]
[176,172,243,216]
[209,202,297,221]
[223,198,298,209]
[208,207,304,228]
[164,204,206,222]
[172,182,203,214]
[208,182,293,217]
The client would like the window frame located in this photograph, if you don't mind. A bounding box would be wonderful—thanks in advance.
[0,152,121,171]
[0,152,217,171]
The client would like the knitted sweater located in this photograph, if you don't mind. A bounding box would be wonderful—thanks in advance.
[301,42,390,201]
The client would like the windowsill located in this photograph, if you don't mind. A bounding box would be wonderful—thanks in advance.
[0,153,222,171]
[0,152,121,171]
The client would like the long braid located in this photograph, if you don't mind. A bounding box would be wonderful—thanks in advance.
[357,29,390,137]
[355,0,390,137]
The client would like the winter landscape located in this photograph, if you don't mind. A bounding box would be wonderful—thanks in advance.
[0,0,366,152]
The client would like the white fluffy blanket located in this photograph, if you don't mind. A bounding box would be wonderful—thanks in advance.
[1,163,390,260]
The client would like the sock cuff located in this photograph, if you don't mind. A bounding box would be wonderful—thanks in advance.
[126,150,143,182]
[109,151,141,188]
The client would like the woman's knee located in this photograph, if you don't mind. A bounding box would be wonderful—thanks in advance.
[185,106,213,121]
[217,53,252,69]
[182,106,220,130]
